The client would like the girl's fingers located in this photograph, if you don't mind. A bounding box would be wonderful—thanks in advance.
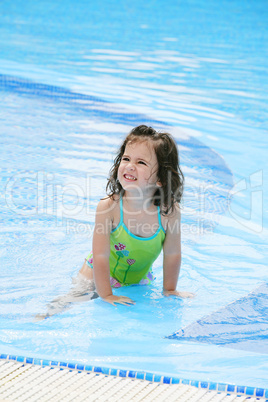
[164,290,195,298]
[119,297,135,303]
[117,298,135,305]
[103,295,135,305]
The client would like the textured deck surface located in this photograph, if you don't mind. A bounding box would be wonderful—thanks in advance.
[0,360,266,402]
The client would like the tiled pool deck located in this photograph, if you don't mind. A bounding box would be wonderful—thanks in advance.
[0,354,267,401]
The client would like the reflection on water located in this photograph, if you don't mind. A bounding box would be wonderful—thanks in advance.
[0,75,234,246]
[168,283,268,354]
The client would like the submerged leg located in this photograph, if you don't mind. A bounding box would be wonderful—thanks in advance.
[35,263,98,320]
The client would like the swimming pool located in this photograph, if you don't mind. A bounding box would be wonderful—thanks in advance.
[0,0,267,395]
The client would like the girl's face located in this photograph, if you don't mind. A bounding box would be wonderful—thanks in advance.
[118,140,161,195]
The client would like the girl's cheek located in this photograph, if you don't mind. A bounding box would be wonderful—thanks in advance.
[117,166,124,181]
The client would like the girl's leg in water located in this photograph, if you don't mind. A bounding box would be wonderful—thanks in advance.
[35,262,98,320]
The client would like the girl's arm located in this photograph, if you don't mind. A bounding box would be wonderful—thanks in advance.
[92,198,134,306]
[162,205,194,298]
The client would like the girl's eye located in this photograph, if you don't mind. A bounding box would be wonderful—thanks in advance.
[122,157,130,161]
[138,161,146,165]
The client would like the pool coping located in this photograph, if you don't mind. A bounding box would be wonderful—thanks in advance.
[1,353,267,399]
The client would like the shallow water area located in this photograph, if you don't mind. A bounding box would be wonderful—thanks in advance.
[0,0,268,391]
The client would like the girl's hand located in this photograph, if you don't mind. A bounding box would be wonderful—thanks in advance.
[102,295,135,306]
[163,290,195,298]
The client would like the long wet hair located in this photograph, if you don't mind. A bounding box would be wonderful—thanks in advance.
[106,125,184,214]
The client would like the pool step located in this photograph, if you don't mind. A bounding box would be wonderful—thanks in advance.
[0,360,266,402]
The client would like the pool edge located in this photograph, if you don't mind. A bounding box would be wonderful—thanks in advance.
[1,353,267,399]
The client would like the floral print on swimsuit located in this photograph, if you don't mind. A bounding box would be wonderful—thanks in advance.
[85,250,155,288]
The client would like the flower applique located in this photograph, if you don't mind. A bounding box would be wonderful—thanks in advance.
[123,258,136,283]
[127,258,136,266]
[112,244,139,284]
[112,243,129,276]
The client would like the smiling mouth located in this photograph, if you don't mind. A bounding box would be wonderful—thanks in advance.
[124,174,137,181]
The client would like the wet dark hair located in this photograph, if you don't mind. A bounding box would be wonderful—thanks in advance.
[106,125,184,214]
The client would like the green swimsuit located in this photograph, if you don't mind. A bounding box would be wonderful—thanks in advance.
[86,198,166,287]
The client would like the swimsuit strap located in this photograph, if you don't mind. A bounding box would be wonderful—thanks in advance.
[157,206,161,226]
[157,205,165,233]
[119,196,124,224]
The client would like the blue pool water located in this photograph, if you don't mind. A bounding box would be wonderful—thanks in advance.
[0,0,268,391]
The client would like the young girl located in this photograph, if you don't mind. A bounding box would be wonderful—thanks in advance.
[35,125,193,319]
[78,125,194,306]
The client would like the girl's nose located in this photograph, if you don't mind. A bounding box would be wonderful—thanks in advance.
[126,161,135,170]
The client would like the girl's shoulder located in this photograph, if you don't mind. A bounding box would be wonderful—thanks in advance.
[96,195,120,226]
[97,194,119,212]
[161,203,181,231]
